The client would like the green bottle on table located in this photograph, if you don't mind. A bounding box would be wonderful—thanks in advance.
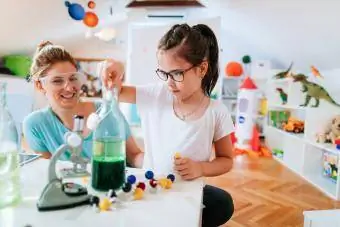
[88,87,126,191]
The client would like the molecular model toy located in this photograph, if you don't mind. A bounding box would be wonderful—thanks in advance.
[89,170,177,212]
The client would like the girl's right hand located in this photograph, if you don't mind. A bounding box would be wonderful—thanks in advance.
[100,59,124,93]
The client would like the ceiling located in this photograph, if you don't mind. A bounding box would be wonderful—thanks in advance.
[0,0,130,56]
[0,0,210,57]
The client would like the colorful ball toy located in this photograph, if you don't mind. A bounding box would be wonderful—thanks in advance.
[65,1,85,20]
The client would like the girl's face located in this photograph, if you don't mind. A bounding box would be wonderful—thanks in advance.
[157,48,208,100]
[37,61,84,110]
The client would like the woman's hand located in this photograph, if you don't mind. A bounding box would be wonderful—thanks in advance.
[100,59,124,91]
[174,157,203,180]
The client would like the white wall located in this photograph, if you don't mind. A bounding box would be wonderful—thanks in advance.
[68,0,340,75]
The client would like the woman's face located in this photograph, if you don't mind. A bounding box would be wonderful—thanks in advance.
[156,48,207,101]
[38,61,84,110]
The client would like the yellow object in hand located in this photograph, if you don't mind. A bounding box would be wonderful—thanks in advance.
[99,198,111,211]
[134,188,144,200]
[174,152,181,159]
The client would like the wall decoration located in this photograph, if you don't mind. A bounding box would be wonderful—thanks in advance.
[75,58,107,98]
[65,1,99,28]
[65,1,85,20]
[126,0,205,8]
[88,1,96,9]
[83,11,99,27]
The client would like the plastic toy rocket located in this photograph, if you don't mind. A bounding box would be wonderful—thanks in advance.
[235,76,258,150]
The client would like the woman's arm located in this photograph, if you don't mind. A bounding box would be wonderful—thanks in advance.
[21,137,52,159]
[126,136,144,168]
[200,135,234,177]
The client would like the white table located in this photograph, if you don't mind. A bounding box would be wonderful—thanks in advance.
[303,209,340,227]
[0,159,204,227]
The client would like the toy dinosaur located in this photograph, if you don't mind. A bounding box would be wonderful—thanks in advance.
[273,62,293,79]
[292,74,340,107]
[276,88,287,105]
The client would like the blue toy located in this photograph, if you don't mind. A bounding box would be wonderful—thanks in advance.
[127,175,136,185]
[145,170,154,180]
[65,1,85,20]
[167,174,175,182]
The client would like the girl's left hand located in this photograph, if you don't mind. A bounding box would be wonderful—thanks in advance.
[174,157,203,180]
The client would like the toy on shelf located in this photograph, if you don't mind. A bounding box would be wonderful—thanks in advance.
[269,110,290,129]
[225,61,243,77]
[316,115,340,144]
[234,125,272,158]
[322,150,338,183]
[276,88,288,105]
[282,117,304,134]
[273,62,293,79]
[335,138,340,150]
[292,74,340,108]
[242,55,252,76]
[311,65,324,79]
[235,77,258,150]
[272,148,284,159]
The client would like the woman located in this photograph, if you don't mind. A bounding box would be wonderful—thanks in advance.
[23,41,143,167]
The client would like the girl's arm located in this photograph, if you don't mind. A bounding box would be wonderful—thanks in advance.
[119,86,137,104]
[126,136,144,168]
[200,135,234,177]
[101,60,137,104]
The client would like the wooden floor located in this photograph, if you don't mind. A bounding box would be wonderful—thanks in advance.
[205,155,340,227]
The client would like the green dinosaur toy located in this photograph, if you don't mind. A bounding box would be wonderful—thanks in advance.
[273,62,293,79]
[293,74,340,107]
[276,88,288,105]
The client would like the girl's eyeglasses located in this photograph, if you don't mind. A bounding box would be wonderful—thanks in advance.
[155,65,196,82]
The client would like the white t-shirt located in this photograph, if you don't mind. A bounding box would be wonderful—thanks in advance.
[136,83,234,174]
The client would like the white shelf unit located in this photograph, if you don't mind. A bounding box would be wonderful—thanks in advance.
[265,76,340,200]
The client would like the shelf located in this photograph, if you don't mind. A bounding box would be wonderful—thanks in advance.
[303,173,337,199]
[268,103,305,110]
[222,96,237,100]
[306,141,339,155]
[268,78,293,83]
[268,125,304,140]
[273,155,285,165]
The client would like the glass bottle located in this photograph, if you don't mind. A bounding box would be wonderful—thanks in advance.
[90,87,126,191]
[0,82,20,208]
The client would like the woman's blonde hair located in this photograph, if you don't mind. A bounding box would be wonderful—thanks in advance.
[29,41,77,81]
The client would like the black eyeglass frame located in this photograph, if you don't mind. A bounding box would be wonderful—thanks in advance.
[155,65,196,82]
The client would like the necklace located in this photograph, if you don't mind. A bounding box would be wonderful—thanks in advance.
[174,94,206,121]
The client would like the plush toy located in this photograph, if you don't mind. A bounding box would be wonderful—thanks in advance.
[316,115,340,143]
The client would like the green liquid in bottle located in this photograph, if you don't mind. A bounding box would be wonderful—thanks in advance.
[91,138,126,191]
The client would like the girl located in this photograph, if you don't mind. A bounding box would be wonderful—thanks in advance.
[103,23,234,227]
[23,41,143,167]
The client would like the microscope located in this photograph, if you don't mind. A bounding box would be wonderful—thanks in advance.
[59,115,90,178]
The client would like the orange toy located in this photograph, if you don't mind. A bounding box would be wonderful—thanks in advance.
[225,62,243,77]
[83,12,99,27]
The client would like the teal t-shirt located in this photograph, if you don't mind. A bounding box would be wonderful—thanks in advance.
[23,103,131,161]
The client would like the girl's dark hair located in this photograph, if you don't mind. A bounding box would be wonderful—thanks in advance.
[28,41,77,82]
[158,23,219,96]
